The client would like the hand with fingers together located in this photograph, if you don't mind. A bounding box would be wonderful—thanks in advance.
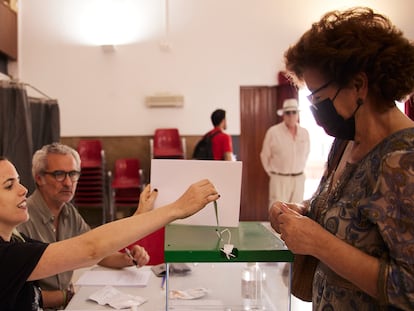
[269,202,323,255]
[127,245,150,267]
[269,201,307,234]
[134,184,159,215]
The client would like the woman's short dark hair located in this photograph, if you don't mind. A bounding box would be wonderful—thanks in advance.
[284,7,414,105]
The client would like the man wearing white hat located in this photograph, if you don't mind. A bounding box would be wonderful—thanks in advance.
[260,98,310,208]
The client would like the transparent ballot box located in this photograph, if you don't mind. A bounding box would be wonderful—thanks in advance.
[164,222,294,310]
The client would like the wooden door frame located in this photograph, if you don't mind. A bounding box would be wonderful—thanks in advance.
[239,83,297,221]
[239,86,278,221]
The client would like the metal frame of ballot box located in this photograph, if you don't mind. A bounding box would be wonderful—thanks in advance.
[164,221,294,310]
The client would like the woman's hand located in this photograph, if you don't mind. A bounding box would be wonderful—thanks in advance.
[269,201,305,233]
[171,179,219,219]
[275,204,323,256]
[134,184,158,215]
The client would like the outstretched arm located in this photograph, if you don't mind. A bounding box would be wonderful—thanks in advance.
[28,179,218,281]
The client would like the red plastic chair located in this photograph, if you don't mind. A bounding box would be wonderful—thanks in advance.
[152,128,184,159]
[111,158,141,189]
[123,227,165,265]
[110,158,142,219]
[77,139,103,169]
[75,139,107,224]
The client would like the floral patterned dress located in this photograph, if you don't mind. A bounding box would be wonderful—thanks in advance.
[308,128,414,310]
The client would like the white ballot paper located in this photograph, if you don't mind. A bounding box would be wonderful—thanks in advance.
[151,159,242,227]
[75,267,151,287]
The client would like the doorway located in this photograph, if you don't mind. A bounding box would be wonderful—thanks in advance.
[239,84,298,221]
[239,86,277,221]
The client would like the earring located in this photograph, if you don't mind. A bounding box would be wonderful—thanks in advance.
[357,98,364,106]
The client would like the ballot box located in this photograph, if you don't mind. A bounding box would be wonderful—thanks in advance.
[164,222,294,310]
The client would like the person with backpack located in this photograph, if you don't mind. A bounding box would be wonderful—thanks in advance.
[193,109,233,160]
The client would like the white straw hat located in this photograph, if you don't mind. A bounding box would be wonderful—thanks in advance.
[277,98,299,116]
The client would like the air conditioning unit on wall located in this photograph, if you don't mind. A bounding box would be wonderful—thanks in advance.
[145,94,184,107]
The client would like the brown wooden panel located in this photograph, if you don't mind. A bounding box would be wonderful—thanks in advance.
[0,3,17,60]
[239,86,278,221]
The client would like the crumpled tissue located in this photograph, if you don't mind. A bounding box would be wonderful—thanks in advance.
[89,285,147,309]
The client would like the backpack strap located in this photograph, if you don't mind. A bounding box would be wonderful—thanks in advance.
[206,130,221,139]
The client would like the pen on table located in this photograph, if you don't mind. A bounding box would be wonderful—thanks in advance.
[124,247,138,266]
[161,275,166,289]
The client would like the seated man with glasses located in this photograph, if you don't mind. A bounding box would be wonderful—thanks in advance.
[17,143,157,311]
[42,170,82,182]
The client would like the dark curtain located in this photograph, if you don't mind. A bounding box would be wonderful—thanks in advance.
[276,71,298,124]
[30,97,60,152]
[0,81,60,194]
[404,95,414,120]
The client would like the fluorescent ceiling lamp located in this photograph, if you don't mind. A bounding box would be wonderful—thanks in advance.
[58,0,162,45]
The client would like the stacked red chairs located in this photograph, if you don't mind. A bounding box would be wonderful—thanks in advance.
[110,158,143,219]
[74,139,109,225]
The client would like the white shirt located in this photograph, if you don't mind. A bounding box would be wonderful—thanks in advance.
[260,122,310,176]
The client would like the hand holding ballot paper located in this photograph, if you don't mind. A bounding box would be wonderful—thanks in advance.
[150,159,242,227]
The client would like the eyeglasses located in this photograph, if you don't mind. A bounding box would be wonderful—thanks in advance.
[307,80,333,104]
[43,170,81,182]
[284,111,297,115]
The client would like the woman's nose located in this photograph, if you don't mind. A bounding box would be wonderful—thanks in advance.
[19,183,28,196]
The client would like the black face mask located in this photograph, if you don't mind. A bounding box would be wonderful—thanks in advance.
[310,97,360,140]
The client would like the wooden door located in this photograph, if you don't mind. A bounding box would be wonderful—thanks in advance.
[239,86,278,221]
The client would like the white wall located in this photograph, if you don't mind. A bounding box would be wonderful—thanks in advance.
[13,0,414,136]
